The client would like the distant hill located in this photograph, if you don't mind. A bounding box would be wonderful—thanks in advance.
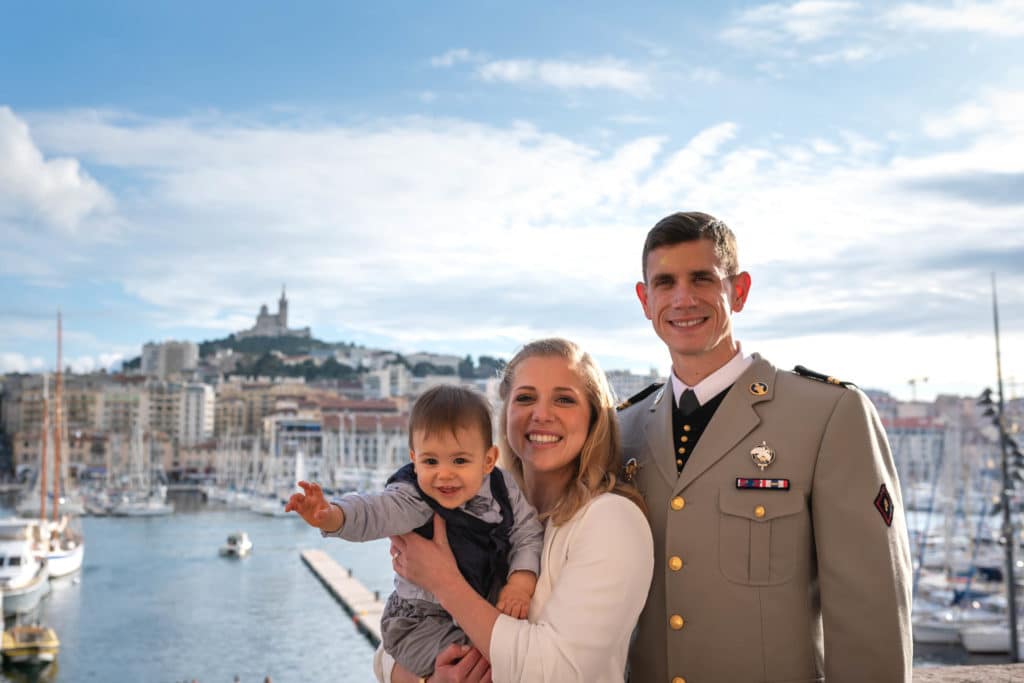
[198,334,354,358]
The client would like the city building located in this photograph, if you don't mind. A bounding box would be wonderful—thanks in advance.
[141,340,199,379]
[180,383,215,445]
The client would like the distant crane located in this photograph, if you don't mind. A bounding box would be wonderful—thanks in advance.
[907,376,928,402]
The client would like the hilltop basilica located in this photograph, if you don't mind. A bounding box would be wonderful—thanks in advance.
[235,286,311,339]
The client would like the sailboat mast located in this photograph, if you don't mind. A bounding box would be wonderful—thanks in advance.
[992,274,1020,662]
[40,374,49,520]
[53,310,63,521]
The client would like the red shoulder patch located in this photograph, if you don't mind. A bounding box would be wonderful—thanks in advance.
[874,483,894,527]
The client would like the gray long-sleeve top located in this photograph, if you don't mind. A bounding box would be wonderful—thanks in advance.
[324,468,544,603]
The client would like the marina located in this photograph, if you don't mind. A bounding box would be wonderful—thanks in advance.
[0,487,1012,682]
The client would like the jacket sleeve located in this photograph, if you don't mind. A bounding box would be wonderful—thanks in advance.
[503,471,544,576]
[489,495,654,683]
[811,388,913,682]
[324,481,433,541]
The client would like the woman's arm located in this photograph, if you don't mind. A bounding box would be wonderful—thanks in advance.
[390,515,501,660]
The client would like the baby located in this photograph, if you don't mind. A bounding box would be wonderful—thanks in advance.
[286,384,543,678]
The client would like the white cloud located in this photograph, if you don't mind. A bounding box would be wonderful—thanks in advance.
[887,1,1024,37]
[430,48,481,67]
[10,87,1024,398]
[0,106,114,232]
[476,58,650,95]
[689,67,723,84]
[0,352,45,373]
[722,1,862,45]
[809,45,875,63]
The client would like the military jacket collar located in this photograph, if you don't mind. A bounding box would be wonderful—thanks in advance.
[645,354,776,492]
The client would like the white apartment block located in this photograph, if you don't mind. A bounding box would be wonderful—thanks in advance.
[180,383,215,445]
[142,340,199,379]
[364,363,412,399]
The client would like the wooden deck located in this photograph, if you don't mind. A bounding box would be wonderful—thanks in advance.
[300,549,386,647]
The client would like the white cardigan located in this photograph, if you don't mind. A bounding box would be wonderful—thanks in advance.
[489,493,654,683]
[376,492,653,683]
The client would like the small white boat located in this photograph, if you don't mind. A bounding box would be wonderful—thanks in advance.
[0,522,50,617]
[961,623,1024,654]
[219,532,253,558]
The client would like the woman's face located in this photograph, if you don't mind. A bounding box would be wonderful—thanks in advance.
[505,355,592,479]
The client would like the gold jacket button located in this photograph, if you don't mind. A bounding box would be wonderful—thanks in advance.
[668,556,683,571]
[669,614,685,630]
[671,496,685,511]
[754,504,766,518]
[672,678,687,683]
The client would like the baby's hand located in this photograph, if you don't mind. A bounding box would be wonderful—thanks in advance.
[497,584,531,620]
[284,481,343,532]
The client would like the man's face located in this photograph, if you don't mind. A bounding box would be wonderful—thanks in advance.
[636,239,750,374]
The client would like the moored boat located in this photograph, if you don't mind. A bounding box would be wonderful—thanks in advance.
[960,623,1024,654]
[1,624,60,664]
[219,531,253,557]
[0,522,50,617]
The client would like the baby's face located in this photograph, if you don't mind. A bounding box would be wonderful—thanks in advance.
[410,426,498,509]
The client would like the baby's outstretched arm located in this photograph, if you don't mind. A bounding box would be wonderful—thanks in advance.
[496,570,537,620]
[285,480,344,533]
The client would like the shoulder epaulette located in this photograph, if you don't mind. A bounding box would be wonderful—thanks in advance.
[617,382,665,411]
[792,365,856,389]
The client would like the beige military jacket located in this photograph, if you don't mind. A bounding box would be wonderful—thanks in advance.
[619,355,912,683]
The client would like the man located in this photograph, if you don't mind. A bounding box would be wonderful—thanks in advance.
[618,212,912,682]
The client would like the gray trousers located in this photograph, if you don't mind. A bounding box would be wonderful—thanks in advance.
[380,592,470,677]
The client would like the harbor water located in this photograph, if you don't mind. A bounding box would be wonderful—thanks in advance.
[1,491,392,683]
[0,491,1013,682]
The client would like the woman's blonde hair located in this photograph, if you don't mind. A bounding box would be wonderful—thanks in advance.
[498,338,646,525]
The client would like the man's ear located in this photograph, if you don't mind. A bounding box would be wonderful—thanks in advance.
[635,281,652,320]
[483,445,499,474]
[732,272,752,312]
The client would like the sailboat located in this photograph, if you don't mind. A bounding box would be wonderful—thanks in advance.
[13,315,87,580]
[109,421,173,516]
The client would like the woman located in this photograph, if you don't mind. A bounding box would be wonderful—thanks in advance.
[385,338,654,682]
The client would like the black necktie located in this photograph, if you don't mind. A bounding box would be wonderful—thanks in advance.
[678,389,700,416]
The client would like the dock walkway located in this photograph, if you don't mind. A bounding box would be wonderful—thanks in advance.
[301,549,386,647]
[302,550,1024,681]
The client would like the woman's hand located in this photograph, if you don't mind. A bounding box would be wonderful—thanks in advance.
[390,514,461,598]
[430,644,492,683]
[392,514,501,662]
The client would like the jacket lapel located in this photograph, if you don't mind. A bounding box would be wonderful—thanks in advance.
[642,384,679,488]
[675,355,777,493]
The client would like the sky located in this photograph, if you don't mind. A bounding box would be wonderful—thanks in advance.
[2,1,1023,402]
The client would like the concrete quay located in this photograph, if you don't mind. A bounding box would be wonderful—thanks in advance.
[914,663,1024,681]
[302,550,1024,680]
[301,548,385,647]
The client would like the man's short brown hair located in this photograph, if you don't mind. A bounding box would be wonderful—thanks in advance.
[408,384,493,450]
[642,211,739,281]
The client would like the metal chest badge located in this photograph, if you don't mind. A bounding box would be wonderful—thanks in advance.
[750,441,776,471]
[622,457,640,483]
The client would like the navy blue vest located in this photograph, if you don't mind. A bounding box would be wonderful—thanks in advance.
[387,463,514,601]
